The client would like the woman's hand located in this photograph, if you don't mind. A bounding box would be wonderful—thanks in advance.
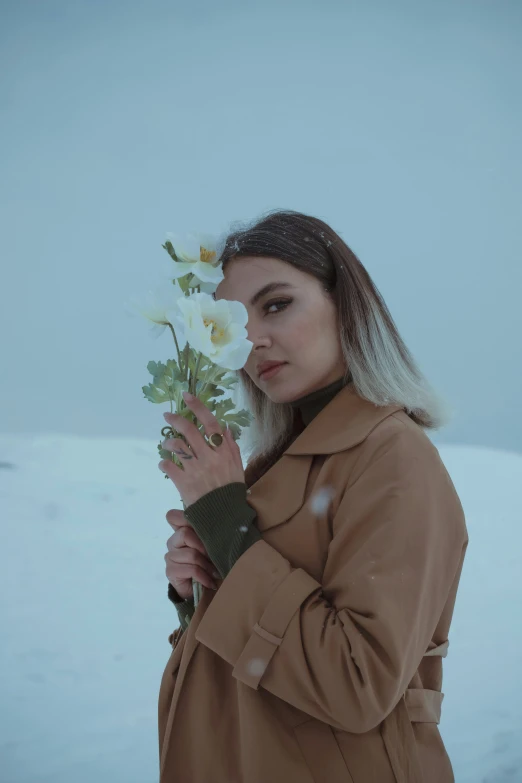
[165,509,220,600]
[159,392,245,507]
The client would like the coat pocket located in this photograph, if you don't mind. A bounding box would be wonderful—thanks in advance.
[293,718,355,783]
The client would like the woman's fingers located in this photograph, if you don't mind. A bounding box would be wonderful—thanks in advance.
[163,410,208,457]
[165,548,218,589]
[169,563,217,591]
[181,393,224,443]
[165,509,209,555]
[166,536,214,570]
[171,526,208,557]
[164,506,221,589]
[224,427,243,472]
[166,508,188,528]
[166,533,220,578]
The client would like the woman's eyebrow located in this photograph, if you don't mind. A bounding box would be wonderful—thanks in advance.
[250,282,295,306]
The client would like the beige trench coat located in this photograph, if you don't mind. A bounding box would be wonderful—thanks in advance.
[158,384,468,783]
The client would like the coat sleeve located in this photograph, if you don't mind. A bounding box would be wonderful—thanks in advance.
[195,419,468,734]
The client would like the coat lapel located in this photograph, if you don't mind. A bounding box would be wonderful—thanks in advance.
[246,384,403,532]
[247,453,314,532]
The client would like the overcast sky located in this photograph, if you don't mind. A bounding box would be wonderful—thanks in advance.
[1,0,521,453]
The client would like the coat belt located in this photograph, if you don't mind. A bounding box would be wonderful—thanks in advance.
[381,640,448,783]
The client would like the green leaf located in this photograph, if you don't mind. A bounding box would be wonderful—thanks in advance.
[187,348,211,376]
[214,407,253,440]
[176,274,194,295]
[157,445,173,461]
[215,372,238,390]
[228,408,253,427]
[213,397,236,418]
[142,384,165,404]
[226,421,241,440]
[143,359,188,405]
[197,383,225,407]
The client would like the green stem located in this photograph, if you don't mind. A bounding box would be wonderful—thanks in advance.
[183,344,190,382]
[200,364,215,397]
[192,351,203,396]
[166,323,182,371]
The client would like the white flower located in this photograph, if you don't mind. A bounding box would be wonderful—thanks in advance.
[125,282,184,338]
[165,232,225,289]
[174,292,253,370]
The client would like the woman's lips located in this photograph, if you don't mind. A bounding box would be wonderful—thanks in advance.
[259,363,287,380]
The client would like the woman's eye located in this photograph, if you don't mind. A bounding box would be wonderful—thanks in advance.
[264,299,291,315]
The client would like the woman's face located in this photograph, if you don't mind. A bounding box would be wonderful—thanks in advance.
[215,255,346,403]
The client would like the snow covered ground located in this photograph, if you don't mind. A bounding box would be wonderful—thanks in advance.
[1,434,521,782]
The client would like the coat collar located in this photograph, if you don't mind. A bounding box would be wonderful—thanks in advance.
[284,382,404,456]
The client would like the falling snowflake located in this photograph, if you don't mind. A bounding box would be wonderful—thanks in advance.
[246,658,266,677]
[309,486,336,516]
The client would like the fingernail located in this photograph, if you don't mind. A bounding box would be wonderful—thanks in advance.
[212,570,220,579]
[183,392,194,400]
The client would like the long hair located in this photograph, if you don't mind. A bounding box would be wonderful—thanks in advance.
[216,209,451,483]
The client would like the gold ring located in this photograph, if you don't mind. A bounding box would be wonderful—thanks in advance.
[208,432,224,447]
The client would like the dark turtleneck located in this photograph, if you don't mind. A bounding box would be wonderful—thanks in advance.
[168,372,351,631]
[290,375,348,427]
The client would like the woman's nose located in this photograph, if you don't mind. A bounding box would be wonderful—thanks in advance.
[246,322,271,350]
[249,332,271,350]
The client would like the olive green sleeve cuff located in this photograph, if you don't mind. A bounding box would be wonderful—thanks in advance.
[183,482,262,580]
[167,582,195,632]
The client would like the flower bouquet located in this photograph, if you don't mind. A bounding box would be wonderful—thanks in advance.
[136,233,253,606]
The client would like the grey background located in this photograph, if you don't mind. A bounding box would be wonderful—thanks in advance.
[1,0,521,453]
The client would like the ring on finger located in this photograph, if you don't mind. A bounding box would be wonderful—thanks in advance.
[207,432,224,448]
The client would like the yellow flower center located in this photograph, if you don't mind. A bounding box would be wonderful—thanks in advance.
[203,317,225,344]
[200,246,217,264]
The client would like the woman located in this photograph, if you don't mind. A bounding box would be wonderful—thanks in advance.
[157,210,468,783]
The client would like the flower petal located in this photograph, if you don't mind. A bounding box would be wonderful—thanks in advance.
[169,262,196,278]
[198,280,219,295]
[131,283,184,324]
[215,339,253,370]
[225,299,249,328]
[171,233,201,263]
[174,291,251,368]
[193,260,225,284]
